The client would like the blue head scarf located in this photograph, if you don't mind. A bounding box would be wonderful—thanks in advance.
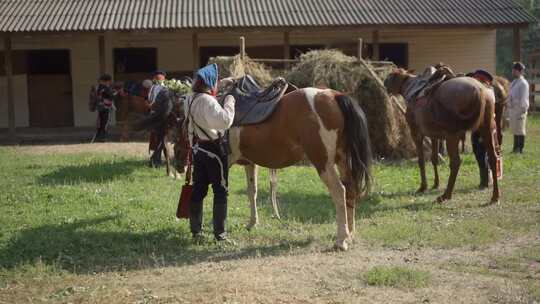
[195,63,219,90]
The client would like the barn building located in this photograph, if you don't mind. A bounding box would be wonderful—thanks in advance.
[0,0,535,136]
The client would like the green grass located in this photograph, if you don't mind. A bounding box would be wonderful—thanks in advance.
[0,115,539,283]
[363,266,430,289]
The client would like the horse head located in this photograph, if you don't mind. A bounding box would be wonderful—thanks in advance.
[171,96,190,174]
[384,68,411,95]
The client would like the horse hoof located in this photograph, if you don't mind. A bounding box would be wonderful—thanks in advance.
[246,222,258,231]
[416,187,427,194]
[436,195,449,204]
[334,241,349,251]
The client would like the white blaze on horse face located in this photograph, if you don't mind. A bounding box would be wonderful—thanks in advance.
[303,88,339,169]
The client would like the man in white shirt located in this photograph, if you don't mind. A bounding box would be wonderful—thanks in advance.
[185,63,235,242]
[508,62,530,153]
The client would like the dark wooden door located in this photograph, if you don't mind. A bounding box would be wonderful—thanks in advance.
[28,74,73,127]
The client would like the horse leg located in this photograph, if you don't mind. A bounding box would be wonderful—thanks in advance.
[163,135,174,178]
[337,158,357,237]
[431,138,440,190]
[415,135,428,193]
[245,164,259,230]
[318,163,349,251]
[482,125,501,205]
[269,169,281,219]
[437,136,461,203]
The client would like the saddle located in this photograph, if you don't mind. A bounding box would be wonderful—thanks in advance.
[404,64,456,105]
[226,75,289,126]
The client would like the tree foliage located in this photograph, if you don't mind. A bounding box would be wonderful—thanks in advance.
[497,0,540,76]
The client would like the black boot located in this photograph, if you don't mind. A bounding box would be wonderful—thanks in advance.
[479,167,489,189]
[190,200,203,238]
[512,135,519,153]
[213,202,228,241]
[519,136,525,153]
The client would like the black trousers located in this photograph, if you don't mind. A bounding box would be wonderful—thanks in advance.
[513,135,526,153]
[151,125,166,164]
[96,110,109,140]
[471,131,489,187]
[189,140,229,237]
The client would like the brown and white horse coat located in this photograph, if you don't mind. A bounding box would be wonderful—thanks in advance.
[176,87,372,250]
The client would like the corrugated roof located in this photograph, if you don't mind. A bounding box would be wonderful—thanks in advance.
[0,0,535,33]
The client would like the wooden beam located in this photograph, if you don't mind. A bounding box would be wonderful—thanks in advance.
[372,30,380,61]
[192,32,199,68]
[3,35,16,137]
[357,38,363,60]
[283,31,291,68]
[98,35,106,75]
[239,36,246,59]
[513,27,521,62]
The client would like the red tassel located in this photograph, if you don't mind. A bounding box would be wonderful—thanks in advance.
[176,184,193,219]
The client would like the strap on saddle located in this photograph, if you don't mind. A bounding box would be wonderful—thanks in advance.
[405,64,456,104]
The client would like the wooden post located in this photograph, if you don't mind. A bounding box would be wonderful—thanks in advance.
[4,35,15,137]
[98,35,106,75]
[192,32,199,68]
[513,27,521,63]
[283,31,290,68]
[239,36,246,59]
[357,38,363,60]
[372,30,380,61]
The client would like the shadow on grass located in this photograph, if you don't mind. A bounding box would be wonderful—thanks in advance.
[38,159,145,185]
[254,189,440,224]
[0,216,312,274]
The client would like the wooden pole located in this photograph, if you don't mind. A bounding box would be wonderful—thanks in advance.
[283,31,291,68]
[192,32,199,68]
[4,35,15,138]
[357,38,363,60]
[239,36,246,59]
[372,30,380,61]
[513,27,521,63]
[98,35,106,75]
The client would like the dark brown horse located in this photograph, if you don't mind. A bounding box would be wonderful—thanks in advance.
[493,76,510,145]
[174,88,372,250]
[117,89,183,179]
[385,69,500,205]
[455,76,509,152]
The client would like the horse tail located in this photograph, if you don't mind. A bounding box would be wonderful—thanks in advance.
[468,86,487,132]
[335,94,372,197]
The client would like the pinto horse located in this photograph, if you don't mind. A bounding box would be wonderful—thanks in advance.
[385,69,500,205]
[174,88,372,250]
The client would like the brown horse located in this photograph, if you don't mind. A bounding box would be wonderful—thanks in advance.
[174,88,372,250]
[493,76,510,145]
[117,90,182,179]
[454,76,509,152]
[384,69,500,205]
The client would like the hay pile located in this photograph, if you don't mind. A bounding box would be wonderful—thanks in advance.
[209,50,415,159]
[208,55,274,86]
[287,50,415,159]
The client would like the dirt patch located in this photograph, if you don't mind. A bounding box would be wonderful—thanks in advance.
[2,233,537,304]
[7,142,150,157]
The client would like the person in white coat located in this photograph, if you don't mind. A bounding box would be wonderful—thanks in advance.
[185,63,236,242]
[508,62,530,153]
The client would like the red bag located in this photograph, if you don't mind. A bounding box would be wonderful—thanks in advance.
[176,150,193,219]
[176,184,192,219]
